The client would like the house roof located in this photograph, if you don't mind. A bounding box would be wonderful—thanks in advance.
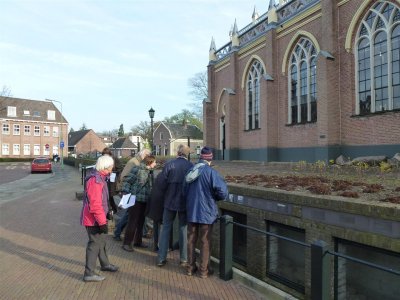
[0,96,68,123]
[68,130,91,146]
[160,122,203,140]
[111,137,136,149]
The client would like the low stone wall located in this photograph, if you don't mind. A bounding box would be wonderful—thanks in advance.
[215,184,400,299]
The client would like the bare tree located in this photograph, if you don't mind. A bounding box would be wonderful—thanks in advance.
[0,85,12,97]
[164,109,203,130]
[188,71,207,119]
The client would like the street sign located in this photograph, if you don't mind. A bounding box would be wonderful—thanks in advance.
[60,141,64,148]
[45,144,50,149]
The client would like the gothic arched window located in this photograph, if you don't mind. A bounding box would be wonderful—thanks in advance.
[246,60,264,130]
[288,38,317,124]
[356,1,400,114]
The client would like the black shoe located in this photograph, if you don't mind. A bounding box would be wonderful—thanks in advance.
[83,274,105,282]
[113,236,122,241]
[133,243,148,248]
[187,266,198,276]
[157,260,167,267]
[101,264,119,272]
[122,244,134,252]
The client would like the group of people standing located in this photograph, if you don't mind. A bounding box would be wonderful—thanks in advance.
[80,145,228,282]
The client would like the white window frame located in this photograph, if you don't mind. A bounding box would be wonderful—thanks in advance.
[7,106,16,117]
[23,144,30,156]
[23,110,30,116]
[246,60,264,130]
[52,126,59,137]
[43,145,50,156]
[24,125,31,136]
[288,37,318,124]
[13,144,20,155]
[13,124,20,135]
[47,110,56,120]
[355,1,400,114]
[2,143,10,155]
[34,144,40,156]
[2,123,10,135]
[34,125,40,136]
[43,126,50,136]
[53,145,59,155]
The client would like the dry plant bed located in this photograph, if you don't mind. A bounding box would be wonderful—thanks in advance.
[224,172,400,204]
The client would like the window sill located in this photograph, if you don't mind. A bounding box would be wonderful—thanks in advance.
[285,121,317,127]
[351,109,400,118]
[243,128,261,132]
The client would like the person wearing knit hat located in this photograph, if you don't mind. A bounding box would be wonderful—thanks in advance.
[199,146,213,161]
[183,146,228,278]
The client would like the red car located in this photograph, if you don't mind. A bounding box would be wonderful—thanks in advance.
[31,157,52,173]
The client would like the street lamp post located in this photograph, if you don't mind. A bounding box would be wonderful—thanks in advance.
[148,107,155,154]
[46,99,64,168]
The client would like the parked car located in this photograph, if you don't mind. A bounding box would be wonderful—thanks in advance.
[31,157,52,173]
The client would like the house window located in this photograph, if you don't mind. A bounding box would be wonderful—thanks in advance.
[2,144,9,155]
[53,145,59,155]
[23,144,30,155]
[335,239,400,300]
[53,126,59,137]
[2,123,9,134]
[43,145,50,156]
[13,124,20,135]
[246,60,264,130]
[266,221,305,293]
[34,125,40,136]
[7,106,16,117]
[160,132,164,140]
[356,1,400,114]
[23,110,30,116]
[288,38,318,124]
[34,144,40,155]
[47,110,56,120]
[24,125,31,135]
[43,126,50,136]
[33,111,40,117]
[13,144,20,155]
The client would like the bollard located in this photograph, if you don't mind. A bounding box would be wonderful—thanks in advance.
[311,240,330,300]
[219,215,233,281]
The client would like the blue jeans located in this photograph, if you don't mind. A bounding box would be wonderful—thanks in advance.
[158,209,187,262]
[114,209,128,238]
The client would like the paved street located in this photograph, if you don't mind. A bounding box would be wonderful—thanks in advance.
[0,163,265,300]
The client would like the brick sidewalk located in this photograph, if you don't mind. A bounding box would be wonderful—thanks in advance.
[0,165,265,300]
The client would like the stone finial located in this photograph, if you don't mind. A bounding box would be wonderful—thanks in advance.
[268,0,276,10]
[231,19,239,47]
[209,37,217,61]
[267,0,278,23]
[252,6,259,24]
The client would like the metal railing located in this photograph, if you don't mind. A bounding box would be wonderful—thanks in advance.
[219,215,400,300]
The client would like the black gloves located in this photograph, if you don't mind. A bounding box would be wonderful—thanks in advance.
[99,224,108,234]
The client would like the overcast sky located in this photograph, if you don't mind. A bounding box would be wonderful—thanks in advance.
[1,0,270,133]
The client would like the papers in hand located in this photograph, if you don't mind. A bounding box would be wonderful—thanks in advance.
[118,193,136,209]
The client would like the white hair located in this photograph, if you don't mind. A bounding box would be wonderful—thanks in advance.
[137,148,151,160]
[95,155,114,171]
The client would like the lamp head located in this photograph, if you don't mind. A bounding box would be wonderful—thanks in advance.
[148,107,155,119]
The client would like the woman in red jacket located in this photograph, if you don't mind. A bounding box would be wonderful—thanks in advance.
[80,155,119,282]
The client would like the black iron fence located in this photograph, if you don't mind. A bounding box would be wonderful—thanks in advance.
[219,215,400,300]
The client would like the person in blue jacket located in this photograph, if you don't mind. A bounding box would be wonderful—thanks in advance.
[157,144,193,267]
[183,146,228,278]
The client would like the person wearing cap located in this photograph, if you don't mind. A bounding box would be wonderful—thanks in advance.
[156,144,193,267]
[183,146,228,278]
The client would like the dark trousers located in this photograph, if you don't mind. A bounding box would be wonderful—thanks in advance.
[123,202,147,246]
[187,223,213,276]
[85,226,110,276]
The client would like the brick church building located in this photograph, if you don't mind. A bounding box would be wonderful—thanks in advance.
[205,0,400,162]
